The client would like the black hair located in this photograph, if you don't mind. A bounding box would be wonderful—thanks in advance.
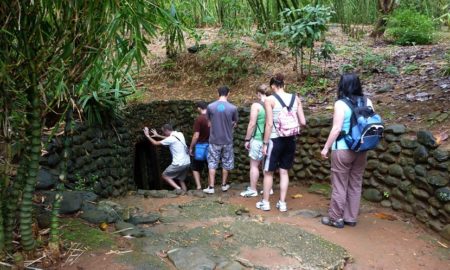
[337,73,363,101]
[196,101,208,110]
[218,86,230,97]
[161,123,173,132]
[269,73,285,88]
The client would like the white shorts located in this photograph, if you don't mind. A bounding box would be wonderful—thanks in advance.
[249,139,264,161]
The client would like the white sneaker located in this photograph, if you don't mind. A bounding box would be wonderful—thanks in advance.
[260,189,274,195]
[240,187,258,197]
[276,201,287,212]
[203,186,215,194]
[221,184,230,192]
[256,200,271,211]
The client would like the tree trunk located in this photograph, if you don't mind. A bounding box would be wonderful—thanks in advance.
[370,0,396,38]
[19,87,41,251]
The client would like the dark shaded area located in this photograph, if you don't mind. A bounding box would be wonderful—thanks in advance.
[134,140,161,190]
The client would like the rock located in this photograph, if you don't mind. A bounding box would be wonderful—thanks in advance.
[435,187,450,202]
[363,188,383,202]
[413,145,429,163]
[216,261,245,270]
[80,209,118,224]
[390,198,403,210]
[291,209,322,218]
[56,192,83,214]
[388,143,402,154]
[36,169,57,190]
[416,210,429,223]
[414,165,427,177]
[168,247,216,270]
[411,187,430,200]
[427,171,449,187]
[388,164,404,178]
[380,153,396,163]
[384,134,400,143]
[432,149,449,162]
[381,200,392,208]
[400,137,417,149]
[428,220,444,232]
[366,160,380,171]
[385,124,406,134]
[128,213,160,225]
[399,180,411,192]
[404,166,415,180]
[115,221,145,237]
[47,153,61,167]
[417,130,437,148]
[383,176,400,186]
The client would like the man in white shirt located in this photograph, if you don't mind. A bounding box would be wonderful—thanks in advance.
[144,124,190,194]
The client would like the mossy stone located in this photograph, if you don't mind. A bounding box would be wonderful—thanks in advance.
[414,165,427,177]
[383,176,400,186]
[388,143,402,154]
[427,171,449,187]
[399,180,412,192]
[381,200,392,208]
[363,188,383,202]
[417,130,437,148]
[385,124,406,134]
[435,187,450,202]
[411,187,430,200]
[366,160,380,170]
[414,145,429,163]
[380,153,396,163]
[388,164,404,178]
[400,137,417,149]
[404,166,415,180]
[432,149,449,162]
[385,134,400,143]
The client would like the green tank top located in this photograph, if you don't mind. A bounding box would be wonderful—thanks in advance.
[253,103,266,141]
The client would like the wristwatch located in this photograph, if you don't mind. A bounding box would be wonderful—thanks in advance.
[263,141,269,145]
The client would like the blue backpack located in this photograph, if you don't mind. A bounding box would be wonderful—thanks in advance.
[339,97,384,152]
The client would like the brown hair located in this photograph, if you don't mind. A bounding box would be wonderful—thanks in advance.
[269,73,285,88]
[256,84,270,96]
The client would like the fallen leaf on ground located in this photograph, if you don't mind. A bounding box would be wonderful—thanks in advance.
[373,212,398,221]
[224,233,234,239]
[291,194,303,199]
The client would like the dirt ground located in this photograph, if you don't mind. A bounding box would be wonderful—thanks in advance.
[66,184,449,270]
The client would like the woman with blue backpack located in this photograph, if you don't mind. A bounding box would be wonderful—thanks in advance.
[320,73,383,228]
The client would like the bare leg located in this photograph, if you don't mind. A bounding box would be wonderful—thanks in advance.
[208,168,216,187]
[249,159,260,191]
[179,180,187,192]
[192,170,202,189]
[222,169,229,185]
[279,169,289,202]
[162,175,181,190]
[263,171,274,202]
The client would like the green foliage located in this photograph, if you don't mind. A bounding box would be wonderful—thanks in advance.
[286,77,329,96]
[402,64,419,74]
[278,5,333,78]
[199,40,260,84]
[442,51,450,76]
[74,174,97,191]
[332,0,377,35]
[384,65,399,75]
[386,9,435,45]
[339,63,356,74]
[317,40,337,72]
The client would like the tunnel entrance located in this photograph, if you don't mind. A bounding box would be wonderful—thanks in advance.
[134,140,162,190]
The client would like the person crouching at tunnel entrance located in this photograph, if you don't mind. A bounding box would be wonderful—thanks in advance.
[143,124,191,194]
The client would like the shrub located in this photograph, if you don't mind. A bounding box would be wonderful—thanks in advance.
[199,40,260,84]
[385,9,435,45]
[442,51,450,76]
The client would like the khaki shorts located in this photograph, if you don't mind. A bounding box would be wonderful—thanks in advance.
[163,164,190,181]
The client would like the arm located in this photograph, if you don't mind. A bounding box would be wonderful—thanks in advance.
[320,102,345,159]
[232,107,239,128]
[244,103,259,150]
[296,96,306,127]
[189,132,200,156]
[143,127,163,146]
[262,98,274,155]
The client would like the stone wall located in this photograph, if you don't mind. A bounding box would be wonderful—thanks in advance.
[39,121,133,197]
[39,100,450,237]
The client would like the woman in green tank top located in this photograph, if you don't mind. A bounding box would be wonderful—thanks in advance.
[240,84,272,197]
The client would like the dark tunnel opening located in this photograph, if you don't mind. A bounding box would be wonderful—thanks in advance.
[134,140,162,190]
